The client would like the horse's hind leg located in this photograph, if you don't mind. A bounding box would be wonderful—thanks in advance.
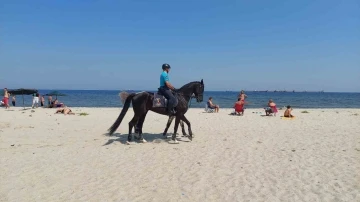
[170,116,181,143]
[135,122,139,134]
[163,116,174,137]
[128,116,138,142]
[136,113,148,143]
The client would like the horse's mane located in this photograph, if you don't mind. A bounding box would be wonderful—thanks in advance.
[179,81,201,90]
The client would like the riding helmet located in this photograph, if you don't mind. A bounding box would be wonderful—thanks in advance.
[162,63,171,70]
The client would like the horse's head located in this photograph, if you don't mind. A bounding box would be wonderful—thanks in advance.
[194,79,204,102]
[179,79,204,102]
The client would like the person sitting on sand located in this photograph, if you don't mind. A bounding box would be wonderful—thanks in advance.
[51,99,64,108]
[265,99,278,116]
[284,105,294,118]
[233,98,245,116]
[55,107,75,115]
[207,97,219,112]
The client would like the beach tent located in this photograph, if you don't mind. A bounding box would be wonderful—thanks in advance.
[7,88,38,109]
[45,91,66,99]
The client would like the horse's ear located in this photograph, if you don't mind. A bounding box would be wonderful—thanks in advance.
[201,79,203,85]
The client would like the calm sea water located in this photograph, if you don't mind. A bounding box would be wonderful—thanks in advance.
[8,90,360,109]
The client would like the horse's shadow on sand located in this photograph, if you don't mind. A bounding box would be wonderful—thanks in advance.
[102,132,190,146]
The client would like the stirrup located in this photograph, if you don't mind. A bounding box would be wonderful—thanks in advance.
[167,109,176,115]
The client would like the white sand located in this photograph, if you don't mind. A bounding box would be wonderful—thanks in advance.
[1,107,360,202]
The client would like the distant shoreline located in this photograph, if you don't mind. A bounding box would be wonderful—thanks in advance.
[4,89,359,93]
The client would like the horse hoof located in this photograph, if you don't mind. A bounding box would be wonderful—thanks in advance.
[169,140,179,144]
[126,141,131,145]
[140,139,147,143]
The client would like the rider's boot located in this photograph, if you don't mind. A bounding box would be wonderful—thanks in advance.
[167,107,176,116]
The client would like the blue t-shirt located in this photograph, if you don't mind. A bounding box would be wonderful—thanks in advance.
[160,71,169,87]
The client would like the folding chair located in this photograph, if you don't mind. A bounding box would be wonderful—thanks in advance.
[205,103,215,113]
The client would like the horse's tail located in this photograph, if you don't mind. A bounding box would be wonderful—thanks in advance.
[108,93,136,135]
[119,91,129,105]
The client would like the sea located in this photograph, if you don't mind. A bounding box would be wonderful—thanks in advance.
[7,90,360,109]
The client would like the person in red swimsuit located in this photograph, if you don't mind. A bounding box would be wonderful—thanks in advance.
[3,88,10,109]
[234,98,245,116]
[265,99,278,116]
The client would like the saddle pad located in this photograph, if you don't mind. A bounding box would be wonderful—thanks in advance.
[153,93,167,108]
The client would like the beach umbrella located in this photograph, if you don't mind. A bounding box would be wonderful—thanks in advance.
[45,91,66,99]
[7,88,38,108]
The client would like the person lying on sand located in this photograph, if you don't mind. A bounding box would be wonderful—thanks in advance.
[55,107,75,115]
[284,105,294,118]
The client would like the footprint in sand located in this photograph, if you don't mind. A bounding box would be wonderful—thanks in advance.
[0,122,11,129]
[14,126,35,130]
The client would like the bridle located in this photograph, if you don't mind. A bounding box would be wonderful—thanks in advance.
[188,84,204,107]
[174,82,204,108]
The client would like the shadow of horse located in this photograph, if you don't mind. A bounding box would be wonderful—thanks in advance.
[102,132,191,145]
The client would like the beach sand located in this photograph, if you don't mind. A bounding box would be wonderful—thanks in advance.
[1,107,360,201]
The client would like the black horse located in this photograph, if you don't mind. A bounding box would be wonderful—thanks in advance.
[119,92,188,137]
[108,80,204,143]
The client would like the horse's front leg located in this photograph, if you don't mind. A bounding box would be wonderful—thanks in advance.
[163,116,174,137]
[163,116,187,137]
[180,115,193,141]
[180,120,188,137]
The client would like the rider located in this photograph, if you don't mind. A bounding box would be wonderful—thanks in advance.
[159,63,178,115]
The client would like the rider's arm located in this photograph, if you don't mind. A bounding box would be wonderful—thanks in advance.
[165,81,175,90]
[163,73,175,90]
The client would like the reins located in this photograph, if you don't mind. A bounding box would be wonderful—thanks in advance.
[173,81,203,109]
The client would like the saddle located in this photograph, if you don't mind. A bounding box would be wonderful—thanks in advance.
[153,91,168,108]
[152,89,177,108]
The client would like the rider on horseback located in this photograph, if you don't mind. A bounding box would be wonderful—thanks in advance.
[159,63,178,115]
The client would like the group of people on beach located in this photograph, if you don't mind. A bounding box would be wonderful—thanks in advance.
[206,90,294,117]
[2,88,71,114]
[29,93,65,109]
[205,90,247,115]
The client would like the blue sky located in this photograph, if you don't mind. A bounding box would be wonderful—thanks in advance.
[1,0,359,92]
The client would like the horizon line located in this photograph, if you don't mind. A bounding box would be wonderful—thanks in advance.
[15,89,360,93]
